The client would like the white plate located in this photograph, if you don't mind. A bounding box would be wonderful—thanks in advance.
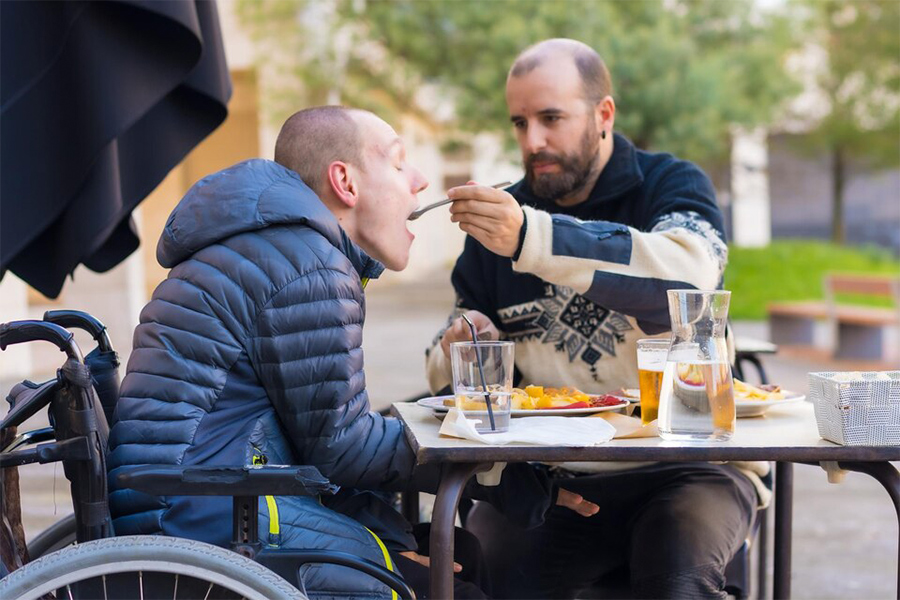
[617,389,641,405]
[416,395,630,417]
[735,391,806,418]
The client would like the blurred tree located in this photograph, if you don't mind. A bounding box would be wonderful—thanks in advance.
[791,0,900,244]
[357,0,800,167]
[238,0,800,168]
[235,0,429,126]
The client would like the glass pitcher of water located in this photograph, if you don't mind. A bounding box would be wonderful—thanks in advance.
[658,290,735,441]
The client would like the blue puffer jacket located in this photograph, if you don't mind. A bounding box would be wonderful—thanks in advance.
[107,159,415,598]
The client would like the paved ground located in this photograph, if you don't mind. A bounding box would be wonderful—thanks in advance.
[8,267,899,599]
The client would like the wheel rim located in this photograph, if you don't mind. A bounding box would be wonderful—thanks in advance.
[14,560,275,600]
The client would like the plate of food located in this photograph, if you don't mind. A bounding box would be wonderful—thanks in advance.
[733,379,805,417]
[417,385,630,417]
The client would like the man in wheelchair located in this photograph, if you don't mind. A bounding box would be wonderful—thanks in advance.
[106,106,597,599]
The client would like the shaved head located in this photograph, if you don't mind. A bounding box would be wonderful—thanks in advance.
[274,106,366,195]
[273,106,426,271]
[509,39,612,105]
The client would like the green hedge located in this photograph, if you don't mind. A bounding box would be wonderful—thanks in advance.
[723,240,900,320]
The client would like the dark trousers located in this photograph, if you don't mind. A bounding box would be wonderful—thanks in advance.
[390,523,491,599]
[467,462,757,599]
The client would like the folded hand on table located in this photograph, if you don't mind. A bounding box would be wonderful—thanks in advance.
[399,551,463,573]
[557,488,600,517]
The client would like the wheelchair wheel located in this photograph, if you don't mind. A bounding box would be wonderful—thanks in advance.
[0,535,306,600]
[26,513,76,559]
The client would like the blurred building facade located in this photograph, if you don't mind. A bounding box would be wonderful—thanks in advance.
[768,133,900,251]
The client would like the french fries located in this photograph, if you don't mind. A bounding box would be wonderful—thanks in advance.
[733,378,784,401]
[443,385,597,410]
[512,385,593,409]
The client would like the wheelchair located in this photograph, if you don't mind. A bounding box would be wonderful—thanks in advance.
[0,312,415,599]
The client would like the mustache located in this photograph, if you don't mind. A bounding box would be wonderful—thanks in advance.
[525,152,563,170]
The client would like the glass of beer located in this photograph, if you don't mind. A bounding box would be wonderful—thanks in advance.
[637,338,669,425]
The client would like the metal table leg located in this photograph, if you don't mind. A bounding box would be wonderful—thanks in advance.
[774,461,793,600]
[758,506,769,599]
[430,462,491,600]
[837,461,900,599]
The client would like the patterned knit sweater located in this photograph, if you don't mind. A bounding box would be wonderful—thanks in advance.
[425,133,771,505]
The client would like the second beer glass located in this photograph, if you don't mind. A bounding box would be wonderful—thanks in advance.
[636,338,669,425]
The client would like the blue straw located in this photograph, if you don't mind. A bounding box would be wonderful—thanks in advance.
[461,314,496,431]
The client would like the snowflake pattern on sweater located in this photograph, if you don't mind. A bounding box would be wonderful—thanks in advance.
[497,285,635,378]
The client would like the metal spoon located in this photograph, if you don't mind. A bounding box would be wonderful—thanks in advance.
[407,181,512,221]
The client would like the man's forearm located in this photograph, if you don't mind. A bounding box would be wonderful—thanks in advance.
[512,206,726,331]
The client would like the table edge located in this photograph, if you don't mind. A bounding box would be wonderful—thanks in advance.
[410,445,900,463]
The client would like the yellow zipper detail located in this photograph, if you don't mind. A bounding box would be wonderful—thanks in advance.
[252,451,281,545]
[364,527,398,600]
[265,495,281,542]
[361,277,369,289]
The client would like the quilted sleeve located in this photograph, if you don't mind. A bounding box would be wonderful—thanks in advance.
[248,267,416,490]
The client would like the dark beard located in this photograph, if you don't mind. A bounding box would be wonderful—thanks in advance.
[525,125,600,202]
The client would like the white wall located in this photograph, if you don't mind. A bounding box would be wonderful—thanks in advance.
[731,126,772,248]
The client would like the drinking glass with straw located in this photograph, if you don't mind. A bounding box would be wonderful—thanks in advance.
[449,316,514,433]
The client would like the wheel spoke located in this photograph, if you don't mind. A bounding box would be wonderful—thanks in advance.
[10,536,298,599]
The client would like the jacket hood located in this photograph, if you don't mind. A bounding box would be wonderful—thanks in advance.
[156,159,383,279]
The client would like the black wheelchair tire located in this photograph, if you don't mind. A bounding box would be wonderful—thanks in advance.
[26,513,77,559]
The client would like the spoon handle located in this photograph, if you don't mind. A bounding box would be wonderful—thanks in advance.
[408,181,511,220]
[409,197,453,218]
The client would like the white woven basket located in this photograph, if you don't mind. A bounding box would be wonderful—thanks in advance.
[808,371,900,446]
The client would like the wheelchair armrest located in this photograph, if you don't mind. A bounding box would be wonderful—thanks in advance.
[1,426,55,453]
[1,379,59,430]
[116,465,339,497]
[257,548,415,600]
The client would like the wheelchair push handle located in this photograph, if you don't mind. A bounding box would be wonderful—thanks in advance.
[0,320,84,361]
[43,310,113,353]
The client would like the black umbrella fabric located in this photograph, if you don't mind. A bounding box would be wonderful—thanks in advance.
[1,0,231,298]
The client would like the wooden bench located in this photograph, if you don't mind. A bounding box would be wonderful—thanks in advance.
[768,273,900,361]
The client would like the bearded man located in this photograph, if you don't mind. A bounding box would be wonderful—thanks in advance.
[425,39,766,599]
